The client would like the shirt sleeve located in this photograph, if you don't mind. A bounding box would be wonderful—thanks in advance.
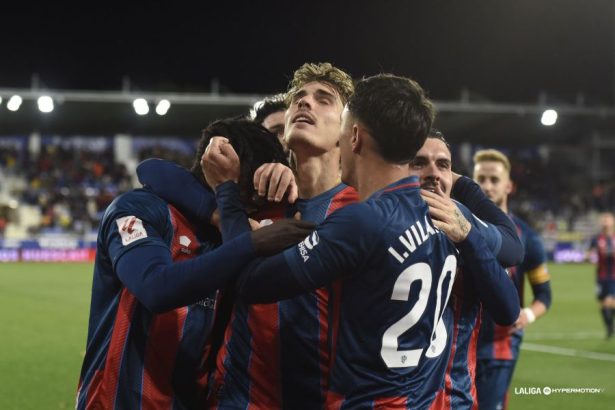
[452,176,524,267]
[455,201,502,256]
[236,204,378,303]
[523,228,552,309]
[136,158,216,225]
[104,192,256,313]
[456,227,521,325]
[215,181,253,241]
[115,232,255,313]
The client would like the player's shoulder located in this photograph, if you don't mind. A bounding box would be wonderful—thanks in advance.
[325,201,382,233]
[109,188,166,212]
[331,183,360,202]
[103,189,169,226]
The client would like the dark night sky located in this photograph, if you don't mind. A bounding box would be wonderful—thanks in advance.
[2,0,614,105]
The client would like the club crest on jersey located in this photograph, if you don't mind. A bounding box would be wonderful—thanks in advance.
[179,235,193,254]
[298,231,319,262]
[116,216,147,246]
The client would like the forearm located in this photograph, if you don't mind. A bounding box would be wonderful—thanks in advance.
[457,228,521,326]
[117,232,255,313]
[215,181,252,241]
[137,158,216,224]
[453,176,523,267]
[530,280,552,310]
[528,300,548,319]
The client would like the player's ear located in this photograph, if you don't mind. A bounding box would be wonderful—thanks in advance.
[351,123,362,154]
[506,179,514,195]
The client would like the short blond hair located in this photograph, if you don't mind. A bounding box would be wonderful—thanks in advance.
[473,149,511,175]
[285,62,354,106]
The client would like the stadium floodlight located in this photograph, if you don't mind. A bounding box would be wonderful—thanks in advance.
[541,109,557,126]
[133,98,150,115]
[37,95,54,113]
[7,95,22,111]
[155,99,171,116]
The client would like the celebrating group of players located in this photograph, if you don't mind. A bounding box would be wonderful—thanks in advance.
[76,63,554,409]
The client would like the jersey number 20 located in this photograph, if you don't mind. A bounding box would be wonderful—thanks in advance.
[380,255,457,368]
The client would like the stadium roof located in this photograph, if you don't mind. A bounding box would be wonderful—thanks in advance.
[2,1,614,143]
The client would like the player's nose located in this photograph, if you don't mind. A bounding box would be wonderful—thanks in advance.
[297,96,311,110]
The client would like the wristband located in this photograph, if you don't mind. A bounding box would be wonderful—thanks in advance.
[523,307,536,324]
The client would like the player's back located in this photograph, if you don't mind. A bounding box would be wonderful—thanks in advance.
[78,189,220,410]
[327,178,458,409]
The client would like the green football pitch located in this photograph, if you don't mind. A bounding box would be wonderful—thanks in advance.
[0,262,613,409]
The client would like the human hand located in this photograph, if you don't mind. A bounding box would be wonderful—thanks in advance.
[421,184,471,243]
[201,137,240,189]
[510,311,528,333]
[253,163,298,203]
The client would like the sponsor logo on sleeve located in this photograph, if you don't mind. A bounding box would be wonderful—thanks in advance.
[298,231,319,262]
[116,216,147,246]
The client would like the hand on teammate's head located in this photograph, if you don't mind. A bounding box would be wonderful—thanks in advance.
[253,163,298,204]
[201,136,241,189]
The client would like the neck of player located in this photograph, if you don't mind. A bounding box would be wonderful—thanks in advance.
[499,198,509,214]
[355,158,411,201]
[293,149,342,199]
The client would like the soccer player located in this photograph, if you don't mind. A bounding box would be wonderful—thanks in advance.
[208,73,518,408]
[251,93,287,152]
[210,62,358,410]
[587,211,615,338]
[473,149,552,410]
[407,131,523,410]
[76,118,314,410]
[137,62,357,409]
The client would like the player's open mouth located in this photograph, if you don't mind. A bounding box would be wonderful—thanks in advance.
[421,182,437,192]
[292,113,315,125]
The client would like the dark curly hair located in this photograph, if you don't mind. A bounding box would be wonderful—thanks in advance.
[191,117,288,199]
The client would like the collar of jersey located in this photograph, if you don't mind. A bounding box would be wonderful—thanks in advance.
[370,176,420,200]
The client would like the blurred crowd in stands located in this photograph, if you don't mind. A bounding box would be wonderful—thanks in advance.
[0,136,613,240]
[0,144,133,236]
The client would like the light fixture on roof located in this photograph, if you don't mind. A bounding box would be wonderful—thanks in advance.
[540,109,557,126]
[133,98,149,115]
[7,95,22,112]
[38,95,54,113]
[155,99,170,116]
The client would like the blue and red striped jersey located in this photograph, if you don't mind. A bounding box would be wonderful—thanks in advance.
[280,177,459,409]
[234,176,518,409]
[477,214,549,361]
[210,183,358,409]
[429,269,482,410]
[426,207,510,410]
[77,190,220,410]
[591,233,615,281]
